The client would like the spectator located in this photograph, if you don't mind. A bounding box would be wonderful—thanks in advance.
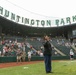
[70,49,74,60]
[27,50,31,61]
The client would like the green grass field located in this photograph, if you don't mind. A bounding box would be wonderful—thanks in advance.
[0,60,76,75]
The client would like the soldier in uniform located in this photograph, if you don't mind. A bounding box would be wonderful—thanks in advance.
[16,49,22,63]
[21,51,26,62]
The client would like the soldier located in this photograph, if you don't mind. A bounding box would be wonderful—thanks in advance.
[21,51,26,62]
[16,49,22,63]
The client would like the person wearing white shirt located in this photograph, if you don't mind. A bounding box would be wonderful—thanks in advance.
[28,50,31,61]
[70,49,74,60]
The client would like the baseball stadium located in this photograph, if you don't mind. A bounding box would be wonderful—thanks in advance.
[0,0,76,75]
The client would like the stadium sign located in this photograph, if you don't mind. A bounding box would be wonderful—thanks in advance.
[0,6,76,27]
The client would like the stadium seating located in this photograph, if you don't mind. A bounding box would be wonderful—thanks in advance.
[51,38,72,55]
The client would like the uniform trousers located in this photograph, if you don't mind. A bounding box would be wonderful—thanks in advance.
[44,55,52,73]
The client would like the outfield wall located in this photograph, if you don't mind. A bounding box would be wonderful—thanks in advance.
[0,56,76,63]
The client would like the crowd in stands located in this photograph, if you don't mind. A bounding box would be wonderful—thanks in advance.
[0,39,25,57]
[0,36,76,58]
[0,36,44,57]
[52,37,76,56]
